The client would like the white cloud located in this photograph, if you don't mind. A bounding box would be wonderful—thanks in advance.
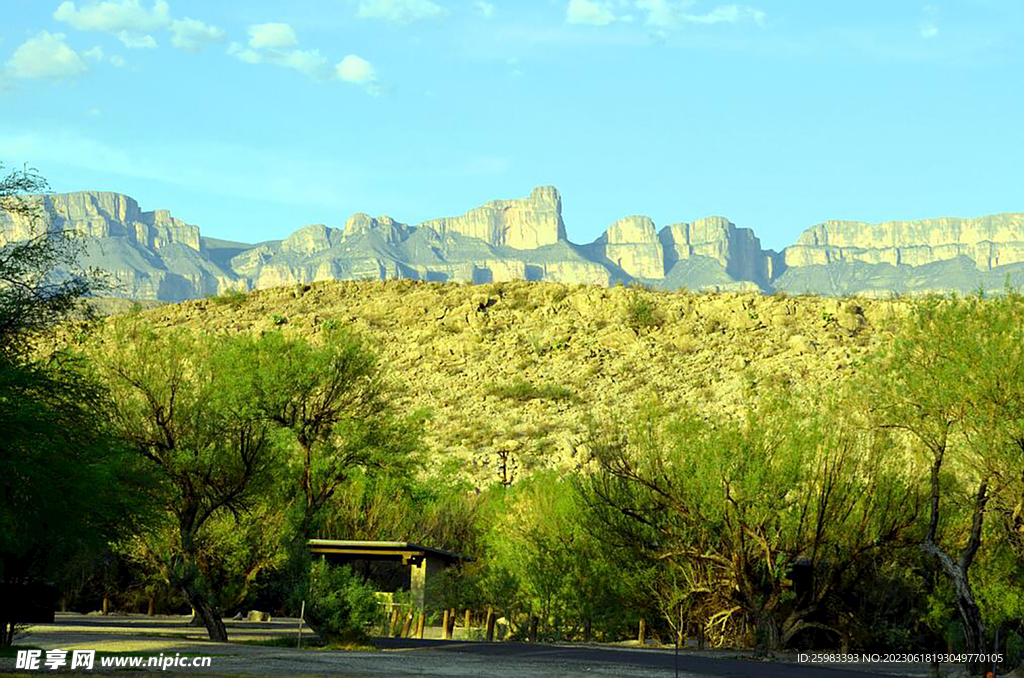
[5,31,88,80]
[83,45,104,61]
[919,22,939,38]
[170,18,226,52]
[54,0,170,49]
[636,1,766,28]
[475,1,495,18]
[336,54,375,85]
[357,0,447,24]
[567,0,618,25]
[110,54,126,67]
[247,22,297,50]
[116,30,157,48]
[228,41,333,81]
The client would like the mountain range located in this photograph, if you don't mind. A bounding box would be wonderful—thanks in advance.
[2,186,1023,301]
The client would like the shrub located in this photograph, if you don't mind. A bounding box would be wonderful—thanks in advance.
[625,291,661,330]
[486,379,576,402]
[210,288,248,308]
[305,560,382,643]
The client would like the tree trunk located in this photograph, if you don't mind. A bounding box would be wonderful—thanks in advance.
[754,611,780,656]
[147,596,155,617]
[186,592,227,642]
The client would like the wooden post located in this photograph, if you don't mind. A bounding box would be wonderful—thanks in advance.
[485,607,495,642]
[464,609,471,637]
[388,607,399,637]
[442,609,450,640]
[449,608,456,638]
[416,613,425,639]
[147,596,155,617]
[102,596,109,616]
[529,615,538,643]
[401,611,413,638]
[638,618,646,646]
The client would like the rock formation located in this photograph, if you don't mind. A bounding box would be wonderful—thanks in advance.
[3,186,1022,300]
[785,214,1024,270]
[418,186,567,249]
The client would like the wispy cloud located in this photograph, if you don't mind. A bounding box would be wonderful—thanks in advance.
[357,0,447,24]
[170,18,226,52]
[229,23,380,94]
[53,0,225,52]
[4,31,89,80]
[247,23,297,50]
[919,5,940,39]
[635,1,766,29]
[475,2,495,19]
[567,0,620,26]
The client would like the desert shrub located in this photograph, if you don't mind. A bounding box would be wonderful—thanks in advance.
[626,291,661,330]
[305,560,382,643]
[486,379,576,402]
[211,288,247,308]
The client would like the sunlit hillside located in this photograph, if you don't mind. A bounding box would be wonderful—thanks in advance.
[106,279,904,484]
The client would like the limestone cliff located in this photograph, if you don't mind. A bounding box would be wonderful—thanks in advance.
[660,216,776,286]
[785,214,1024,270]
[4,187,1023,300]
[418,186,567,249]
[587,216,665,279]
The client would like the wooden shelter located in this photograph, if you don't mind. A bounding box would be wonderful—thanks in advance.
[307,540,471,611]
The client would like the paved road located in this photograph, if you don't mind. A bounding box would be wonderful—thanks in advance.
[0,614,967,678]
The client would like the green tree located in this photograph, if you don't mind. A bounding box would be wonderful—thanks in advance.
[89,318,283,641]
[221,328,422,541]
[859,292,1024,673]
[584,396,920,653]
[1,162,148,647]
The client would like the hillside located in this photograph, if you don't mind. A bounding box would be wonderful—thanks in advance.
[129,280,901,484]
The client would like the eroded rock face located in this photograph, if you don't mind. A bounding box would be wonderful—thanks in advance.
[0,191,202,253]
[660,216,775,284]
[590,215,665,279]
[785,214,1024,270]
[4,188,1024,301]
[418,186,567,249]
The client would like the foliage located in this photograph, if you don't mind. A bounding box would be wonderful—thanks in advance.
[856,290,1024,669]
[625,288,662,330]
[0,163,107,357]
[0,163,148,647]
[87,317,284,641]
[303,560,382,643]
[583,395,921,652]
[209,288,247,308]
[485,379,577,402]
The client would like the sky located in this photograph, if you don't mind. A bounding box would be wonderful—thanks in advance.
[1,0,1022,250]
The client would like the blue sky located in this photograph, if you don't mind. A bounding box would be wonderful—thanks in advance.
[1,0,1022,250]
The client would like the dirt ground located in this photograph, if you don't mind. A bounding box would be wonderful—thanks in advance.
[0,614,976,678]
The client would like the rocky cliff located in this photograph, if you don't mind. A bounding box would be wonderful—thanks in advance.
[785,214,1024,270]
[3,186,1023,300]
[418,185,567,249]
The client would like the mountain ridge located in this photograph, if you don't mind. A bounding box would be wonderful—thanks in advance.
[2,186,1023,301]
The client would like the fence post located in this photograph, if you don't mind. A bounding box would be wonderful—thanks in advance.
[442,609,450,640]
[638,618,646,646]
[485,607,495,642]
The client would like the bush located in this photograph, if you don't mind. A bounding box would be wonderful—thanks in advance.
[625,290,661,330]
[305,561,382,643]
[486,379,576,402]
[210,288,247,308]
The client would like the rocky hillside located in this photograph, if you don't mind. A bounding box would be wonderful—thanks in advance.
[4,187,1023,300]
[129,279,902,484]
